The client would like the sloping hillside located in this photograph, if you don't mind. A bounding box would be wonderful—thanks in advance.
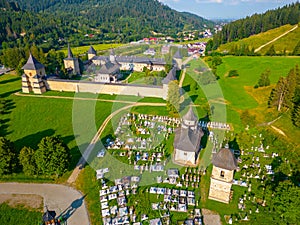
[217,24,300,55]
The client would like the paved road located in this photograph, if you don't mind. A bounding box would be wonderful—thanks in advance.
[0,183,90,225]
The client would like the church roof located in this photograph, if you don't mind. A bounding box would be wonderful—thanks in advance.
[174,49,183,59]
[174,126,203,152]
[42,209,56,222]
[22,53,45,70]
[183,106,197,122]
[88,46,96,54]
[99,60,120,75]
[162,67,177,84]
[212,148,238,170]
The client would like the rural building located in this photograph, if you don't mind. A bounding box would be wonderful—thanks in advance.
[208,148,238,203]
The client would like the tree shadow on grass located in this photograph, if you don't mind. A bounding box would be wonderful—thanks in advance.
[1,89,21,98]
[0,77,20,85]
[14,129,56,151]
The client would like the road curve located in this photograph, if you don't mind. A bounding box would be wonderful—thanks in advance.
[0,182,90,225]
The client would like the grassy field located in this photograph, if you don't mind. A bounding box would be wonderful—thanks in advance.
[58,43,124,56]
[216,56,300,108]
[0,203,42,225]
[0,74,128,181]
[217,24,299,54]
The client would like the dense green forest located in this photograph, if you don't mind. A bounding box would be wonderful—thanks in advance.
[210,2,300,49]
[0,0,214,51]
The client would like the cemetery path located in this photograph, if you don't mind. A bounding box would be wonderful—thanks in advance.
[0,182,90,225]
[67,102,166,184]
[254,24,298,53]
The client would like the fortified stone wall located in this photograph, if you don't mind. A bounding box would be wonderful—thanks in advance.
[46,79,166,99]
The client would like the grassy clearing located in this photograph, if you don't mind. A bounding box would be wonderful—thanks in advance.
[216,56,300,109]
[0,203,42,225]
[217,24,297,53]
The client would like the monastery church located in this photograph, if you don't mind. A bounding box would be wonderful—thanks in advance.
[173,107,204,167]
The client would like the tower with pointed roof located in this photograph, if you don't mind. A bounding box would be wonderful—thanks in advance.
[22,53,46,94]
[173,106,204,166]
[87,45,97,60]
[208,148,238,203]
[173,48,183,70]
[64,44,80,77]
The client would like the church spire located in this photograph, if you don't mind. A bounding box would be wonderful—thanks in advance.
[67,44,74,59]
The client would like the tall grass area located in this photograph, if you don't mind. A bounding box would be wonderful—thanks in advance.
[0,203,42,225]
[260,26,300,55]
[217,24,297,53]
[58,43,124,56]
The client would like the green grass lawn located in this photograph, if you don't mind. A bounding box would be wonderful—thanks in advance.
[0,203,42,225]
[216,56,300,109]
[0,74,127,181]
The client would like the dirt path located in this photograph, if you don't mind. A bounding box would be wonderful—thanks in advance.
[179,56,194,87]
[67,102,166,184]
[202,209,222,225]
[271,125,287,137]
[0,194,43,209]
[0,183,90,225]
[254,25,298,53]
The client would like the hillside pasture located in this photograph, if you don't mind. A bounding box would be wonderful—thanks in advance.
[217,24,297,54]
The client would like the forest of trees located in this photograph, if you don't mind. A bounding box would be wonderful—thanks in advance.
[211,2,300,49]
[0,0,214,51]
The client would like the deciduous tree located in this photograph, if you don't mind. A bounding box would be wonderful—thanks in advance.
[0,137,17,175]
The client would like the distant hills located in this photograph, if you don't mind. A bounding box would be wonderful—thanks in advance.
[0,0,214,49]
[211,2,300,49]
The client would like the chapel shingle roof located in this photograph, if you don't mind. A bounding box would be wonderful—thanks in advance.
[212,148,238,170]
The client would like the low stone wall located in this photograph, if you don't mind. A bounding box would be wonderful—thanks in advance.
[46,79,166,99]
